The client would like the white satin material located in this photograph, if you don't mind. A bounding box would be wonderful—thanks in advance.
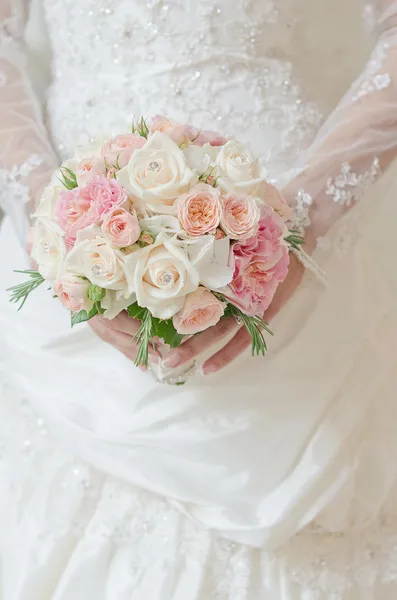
[2,163,397,554]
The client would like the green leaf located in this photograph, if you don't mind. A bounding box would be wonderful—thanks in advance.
[71,302,103,327]
[127,302,148,320]
[152,318,184,348]
[71,310,91,327]
[88,284,106,302]
[58,166,78,190]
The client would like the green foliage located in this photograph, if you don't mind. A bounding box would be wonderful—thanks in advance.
[71,302,104,327]
[224,302,273,357]
[7,270,45,310]
[127,302,184,367]
[130,308,153,367]
[285,229,305,252]
[131,117,150,139]
[88,284,106,302]
[152,318,184,349]
[58,166,78,190]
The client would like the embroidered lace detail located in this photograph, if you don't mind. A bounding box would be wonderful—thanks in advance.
[352,40,392,102]
[325,157,380,206]
[289,188,312,234]
[43,0,322,168]
[0,154,43,214]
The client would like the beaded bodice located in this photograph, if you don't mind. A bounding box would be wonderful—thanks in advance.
[43,0,371,175]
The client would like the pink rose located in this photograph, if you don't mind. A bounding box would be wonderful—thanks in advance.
[149,115,188,145]
[188,127,227,147]
[176,183,222,237]
[226,207,290,316]
[54,274,91,313]
[260,182,293,222]
[75,156,106,187]
[102,207,141,247]
[220,193,260,240]
[101,134,146,169]
[56,176,128,243]
[173,287,226,334]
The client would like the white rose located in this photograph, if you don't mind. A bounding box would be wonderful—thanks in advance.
[183,143,219,174]
[101,290,136,320]
[74,136,109,160]
[117,132,198,214]
[123,232,199,319]
[65,226,127,290]
[31,218,66,281]
[34,184,62,219]
[216,140,265,194]
[138,215,181,236]
[182,234,233,290]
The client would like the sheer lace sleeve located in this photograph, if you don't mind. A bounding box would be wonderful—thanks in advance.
[284,0,397,255]
[0,0,56,244]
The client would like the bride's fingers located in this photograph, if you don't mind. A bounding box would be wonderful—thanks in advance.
[202,328,251,375]
[163,316,239,369]
[89,317,161,362]
[100,312,141,336]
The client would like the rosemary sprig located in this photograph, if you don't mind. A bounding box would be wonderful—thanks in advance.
[7,270,45,310]
[131,308,153,367]
[225,302,273,357]
[285,230,305,252]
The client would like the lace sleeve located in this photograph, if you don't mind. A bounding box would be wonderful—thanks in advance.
[0,0,57,244]
[283,0,397,255]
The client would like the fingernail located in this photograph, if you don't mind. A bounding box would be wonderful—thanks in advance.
[163,353,181,369]
[203,364,217,375]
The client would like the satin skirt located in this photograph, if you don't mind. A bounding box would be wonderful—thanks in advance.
[1,164,397,598]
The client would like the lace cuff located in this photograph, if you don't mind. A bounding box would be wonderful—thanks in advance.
[0,1,57,244]
[283,0,397,255]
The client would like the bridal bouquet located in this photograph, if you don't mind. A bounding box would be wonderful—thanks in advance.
[9,116,302,369]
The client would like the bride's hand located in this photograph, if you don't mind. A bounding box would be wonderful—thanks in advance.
[89,311,162,367]
[163,254,305,375]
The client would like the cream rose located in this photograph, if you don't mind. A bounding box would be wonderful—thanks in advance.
[183,234,233,290]
[75,156,106,187]
[31,218,66,281]
[216,140,266,194]
[123,232,200,319]
[101,290,136,320]
[260,181,293,222]
[176,183,222,237]
[34,185,62,219]
[220,193,260,240]
[66,226,126,290]
[53,274,93,313]
[173,287,226,335]
[216,141,257,182]
[102,207,141,247]
[116,132,197,214]
[183,143,219,175]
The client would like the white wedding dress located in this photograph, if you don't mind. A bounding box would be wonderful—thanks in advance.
[1,0,397,598]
